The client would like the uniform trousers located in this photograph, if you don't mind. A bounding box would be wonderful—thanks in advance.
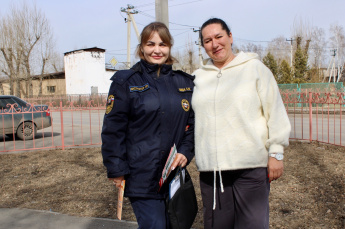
[200,167,270,229]
[129,197,170,229]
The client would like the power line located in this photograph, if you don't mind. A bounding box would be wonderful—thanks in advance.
[172,29,192,37]
[133,2,155,8]
[137,0,203,12]
[137,11,198,28]
[236,37,270,43]
[137,11,155,19]
[169,21,198,28]
[169,0,203,9]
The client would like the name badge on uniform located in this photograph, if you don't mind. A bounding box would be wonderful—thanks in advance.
[129,83,150,92]
[181,99,190,112]
[105,95,115,114]
[178,87,192,93]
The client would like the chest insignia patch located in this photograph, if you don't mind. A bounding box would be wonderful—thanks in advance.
[178,87,192,92]
[129,83,150,92]
[181,99,190,112]
[105,95,115,114]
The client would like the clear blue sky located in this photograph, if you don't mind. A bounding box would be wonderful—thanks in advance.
[1,0,344,66]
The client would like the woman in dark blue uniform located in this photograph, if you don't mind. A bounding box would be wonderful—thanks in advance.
[101,22,194,229]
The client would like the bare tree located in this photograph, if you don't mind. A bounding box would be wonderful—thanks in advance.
[0,2,59,97]
[329,24,345,81]
[173,40,199,74]
[172,50,183,71]
[187,40,196,73]
[308,27,327,82]
[0,14,23,96]
[291,17,312,42]
[310,27,326,68]
[37,37,53,96]
[50,52,64,73]
[240,43,264,60]
[266,36,291,65]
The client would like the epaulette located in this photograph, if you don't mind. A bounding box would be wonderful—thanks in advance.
[110,62,142,85]
[110,69,137,85]
[173,70,195,80]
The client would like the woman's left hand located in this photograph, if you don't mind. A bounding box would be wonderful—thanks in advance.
[171,153,188,170]
[267,157,284,182]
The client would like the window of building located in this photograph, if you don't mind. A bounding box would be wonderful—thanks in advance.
[47,86,56,93]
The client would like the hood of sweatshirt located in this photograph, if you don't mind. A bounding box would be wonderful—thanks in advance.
[199,51,260,71]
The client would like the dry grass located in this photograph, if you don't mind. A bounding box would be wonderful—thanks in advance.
[0,141,344,228]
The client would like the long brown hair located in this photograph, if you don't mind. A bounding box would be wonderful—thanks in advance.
[136,22,175,65]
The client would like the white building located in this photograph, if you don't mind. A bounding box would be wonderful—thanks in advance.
[64,47,115,95]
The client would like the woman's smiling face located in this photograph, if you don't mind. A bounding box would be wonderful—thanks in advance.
[141,32,170,65]
[201,23,234,68]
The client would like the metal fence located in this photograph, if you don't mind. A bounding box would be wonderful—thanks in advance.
[0,91,344,153]
[283,91,344,146]
[0,95,107,153]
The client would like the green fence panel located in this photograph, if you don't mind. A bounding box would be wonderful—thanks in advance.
[278,82,345,108]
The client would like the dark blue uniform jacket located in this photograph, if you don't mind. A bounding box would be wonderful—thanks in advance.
[101,60,195,199]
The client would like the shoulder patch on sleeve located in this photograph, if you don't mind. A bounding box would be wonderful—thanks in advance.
[105,95,115,114]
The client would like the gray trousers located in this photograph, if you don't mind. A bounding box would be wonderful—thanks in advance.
[200,168,270,229]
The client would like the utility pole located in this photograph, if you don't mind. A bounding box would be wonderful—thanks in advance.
[155,0,169,28]
[121,5,139,69]
[286,38,295,67]
[326,49,337,83]
[193,28,203,64]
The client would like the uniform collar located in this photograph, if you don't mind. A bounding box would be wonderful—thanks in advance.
[132,59,172,75]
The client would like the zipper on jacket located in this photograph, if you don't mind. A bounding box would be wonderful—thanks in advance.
[214,70,221,169]
[213,69,225,210]
[217,71,222,78]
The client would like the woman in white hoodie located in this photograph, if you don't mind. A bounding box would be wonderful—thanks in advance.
[192,18,291,229]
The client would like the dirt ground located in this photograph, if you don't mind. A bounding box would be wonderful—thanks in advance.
[0,141,344,229]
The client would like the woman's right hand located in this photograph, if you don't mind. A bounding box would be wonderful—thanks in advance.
[109,176,124,188]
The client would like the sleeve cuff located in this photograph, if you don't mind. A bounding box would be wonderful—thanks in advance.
[268,144,284,154]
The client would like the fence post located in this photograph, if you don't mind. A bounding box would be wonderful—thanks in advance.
[60,101,65,150]
[309,92,313,142]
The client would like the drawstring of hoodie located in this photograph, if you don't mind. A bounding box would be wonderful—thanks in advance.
[213,168,225,210]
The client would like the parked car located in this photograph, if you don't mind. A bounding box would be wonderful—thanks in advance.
[0,95,52,140]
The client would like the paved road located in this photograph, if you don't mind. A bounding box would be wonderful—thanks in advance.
[288,113,345,144]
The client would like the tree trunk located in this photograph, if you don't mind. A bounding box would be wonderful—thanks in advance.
[15,79,21,97]
[38,76,43,96]
[0,82,4,95]
[28,78,33,97]
[9,79,14,95]
[189,51,194,74]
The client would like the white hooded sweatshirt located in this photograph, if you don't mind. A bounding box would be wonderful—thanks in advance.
[192,51,291,172]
